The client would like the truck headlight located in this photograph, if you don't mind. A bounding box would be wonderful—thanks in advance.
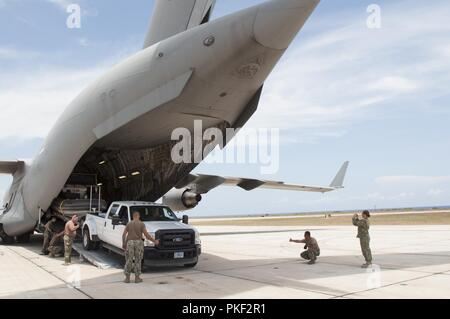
[195,230,201,245]
[145,232,156,247]
[144,240,155,247]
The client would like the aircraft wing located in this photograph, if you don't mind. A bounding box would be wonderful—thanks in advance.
[0,160,24,175]
[176,162,350,194]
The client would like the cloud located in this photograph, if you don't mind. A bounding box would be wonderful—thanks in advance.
[369,76,419,93]
[77,37,89,47]
[0,43,140,141]
[45,0,98,17]
[0,46,40,60]
[427,189,445,196]
[0,0,18,7]
[46,0,72,11]
[2,0,449,146]
[242,0,450,143]
[376,175,450,185]
[0,66,106,139]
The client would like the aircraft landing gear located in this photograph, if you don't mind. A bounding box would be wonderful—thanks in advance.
[0,235,15,245]
[16,232,31,244]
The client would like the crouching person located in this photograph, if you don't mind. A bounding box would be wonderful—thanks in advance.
[290,231,321,264]
[48,231,65,258]
[122,211,160,284]
[41,217,57,255]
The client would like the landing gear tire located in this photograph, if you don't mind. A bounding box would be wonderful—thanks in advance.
[16,233,31,244]
[83,229,95,251]
[1,235,15,245]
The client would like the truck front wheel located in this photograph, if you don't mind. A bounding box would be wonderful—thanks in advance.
[83,229,96,251]
[184,261,198,268]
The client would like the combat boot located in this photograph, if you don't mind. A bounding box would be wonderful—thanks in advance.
[124,275,130,284]
[64,258,71,266]
[135,276,143,284]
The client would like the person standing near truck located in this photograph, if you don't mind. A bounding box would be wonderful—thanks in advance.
[122,211,160,284]
[353,210,373,268]
[64,215,79,266]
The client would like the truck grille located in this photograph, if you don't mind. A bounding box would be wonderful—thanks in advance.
[156,230,194,249]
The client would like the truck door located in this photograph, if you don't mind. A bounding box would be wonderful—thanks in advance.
[112,205,129,248]
[103,204,120,245]
[105,205,129,248]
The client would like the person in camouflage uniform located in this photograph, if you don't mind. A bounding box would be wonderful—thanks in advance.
[48,231,65,258]
[64,215,80,266]
[290,231,321,265]
[122,211,159,284]
[41,217,57,255]
[124,240,145,279]
[353,210,373,268]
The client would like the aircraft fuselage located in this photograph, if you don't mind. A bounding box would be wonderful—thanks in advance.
[1,0,320,236]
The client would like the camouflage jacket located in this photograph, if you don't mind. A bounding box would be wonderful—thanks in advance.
[352,216,370,238]
[298,237,320,253]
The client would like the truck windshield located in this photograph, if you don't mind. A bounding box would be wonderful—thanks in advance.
[130,206,179,222]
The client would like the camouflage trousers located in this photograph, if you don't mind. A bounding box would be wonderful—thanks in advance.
[124,240,145,277]
[64,235,74,264]
[301,249,320,261]
[42,230,53,254]
[49,245,64,257]
[359,237,372,263]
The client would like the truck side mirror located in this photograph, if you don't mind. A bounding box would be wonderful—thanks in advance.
[112,216,120,226]
[182,215,189,224]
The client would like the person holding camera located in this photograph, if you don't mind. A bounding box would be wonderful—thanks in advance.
[353,210,373,268]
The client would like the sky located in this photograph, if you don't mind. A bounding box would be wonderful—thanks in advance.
[0,0,449,217]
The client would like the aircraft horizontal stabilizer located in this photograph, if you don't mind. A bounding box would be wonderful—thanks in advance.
[176,162,350,194]
[0,160,24,175]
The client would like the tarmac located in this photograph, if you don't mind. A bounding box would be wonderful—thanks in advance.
[0,225,449,299]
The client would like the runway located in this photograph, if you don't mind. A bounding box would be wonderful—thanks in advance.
[0,225,449,299]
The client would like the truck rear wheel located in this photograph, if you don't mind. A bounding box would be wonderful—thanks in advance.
[83,229,95,251]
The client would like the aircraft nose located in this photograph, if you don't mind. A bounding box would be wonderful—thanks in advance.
[253,0,320,50]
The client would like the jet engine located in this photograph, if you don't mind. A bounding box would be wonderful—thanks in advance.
[162,188,202,212]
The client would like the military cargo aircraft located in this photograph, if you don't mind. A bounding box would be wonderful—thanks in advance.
[0,0,348,243]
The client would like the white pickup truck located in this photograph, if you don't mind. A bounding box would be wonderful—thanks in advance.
[82,201,201,267]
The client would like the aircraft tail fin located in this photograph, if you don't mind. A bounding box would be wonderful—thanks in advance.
[144,0,216,49]
[329,161,350,188]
